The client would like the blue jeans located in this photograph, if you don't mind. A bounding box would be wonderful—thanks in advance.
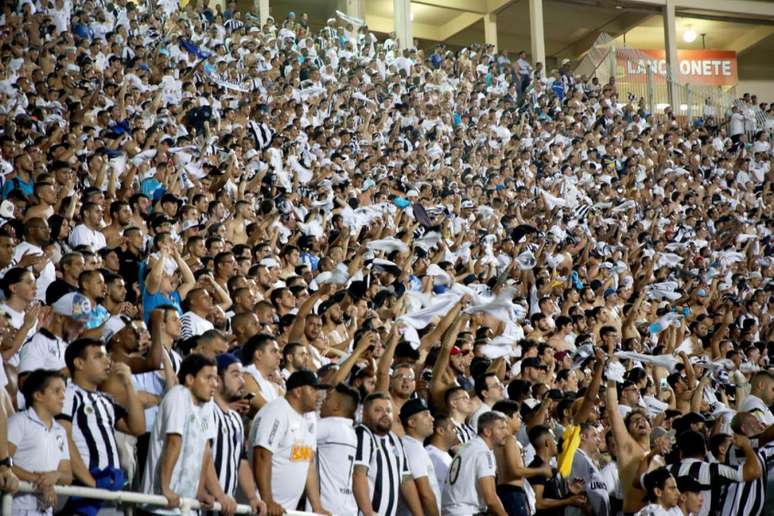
[497,484,529,516]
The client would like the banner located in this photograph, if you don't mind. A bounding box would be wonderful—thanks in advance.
[617,49,737,87]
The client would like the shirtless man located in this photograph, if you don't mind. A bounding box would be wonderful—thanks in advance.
[225,200,252,245]
[492,400,551,515]
[606,378,651,514]
[102,200,132,249]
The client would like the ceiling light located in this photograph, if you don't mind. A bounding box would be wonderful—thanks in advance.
[683,28,697,43]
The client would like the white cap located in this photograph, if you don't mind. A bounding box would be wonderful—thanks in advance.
[52,292,92,322]
[102,315,130,343]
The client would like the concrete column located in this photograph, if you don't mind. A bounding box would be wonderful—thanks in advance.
[663,0,679,109]
[257,0,269,25]
[529,0,545,69]
[484,13,498,52]
[394,0,413,50]
[338,0,365,20]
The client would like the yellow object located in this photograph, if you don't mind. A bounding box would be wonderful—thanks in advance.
[557,424,580,477]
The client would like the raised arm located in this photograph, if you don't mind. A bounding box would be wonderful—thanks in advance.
[375,325,400,393]
[605,379,633,452]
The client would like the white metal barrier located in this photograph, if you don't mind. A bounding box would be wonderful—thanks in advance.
[0,481,322,515]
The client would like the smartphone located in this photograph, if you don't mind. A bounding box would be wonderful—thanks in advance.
[242,392,255,402]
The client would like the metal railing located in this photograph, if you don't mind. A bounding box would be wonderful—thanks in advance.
[0,481,323,516]
[574,33,765,128]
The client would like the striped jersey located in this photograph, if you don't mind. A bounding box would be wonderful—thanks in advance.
[354,424,410,516]
[667,458,745,516]
[58,383,126,470]
[719,442,774,516]
[453,419,476,445]
[212,404,245,497]
[180,310,214,339]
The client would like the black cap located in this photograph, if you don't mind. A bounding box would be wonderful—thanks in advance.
[285,370,330,391]
[399,398,429,425]
[522,357,547,370]
[676,475,709,493]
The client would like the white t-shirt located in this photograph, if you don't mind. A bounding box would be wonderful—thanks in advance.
[468,402,491,433]
[566,448,610,516]
[13,241,55,303]
[249,397,317,510]
[426,444,452,494]
[179,310,214,339]
[243,364,279,403]
[18,329,66,374]
[315,416,358,516]
[739,394,774,425]
[68,223,107,252]
[398,435,441,515]
[141,385,216,515]
[442,436,496,516]
[8,408,69,513]
[635,504,683,516]
[0,302,36,368]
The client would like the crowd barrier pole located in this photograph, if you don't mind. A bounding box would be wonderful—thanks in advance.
[1,481,323,515]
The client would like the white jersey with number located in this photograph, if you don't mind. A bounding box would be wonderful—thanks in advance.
[248,397,316,510]
[315,416,358,516]
[442,436,496,516]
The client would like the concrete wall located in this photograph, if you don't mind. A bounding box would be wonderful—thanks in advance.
[737,80,774,101]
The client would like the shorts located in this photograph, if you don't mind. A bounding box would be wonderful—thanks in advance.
[496,484,529,516]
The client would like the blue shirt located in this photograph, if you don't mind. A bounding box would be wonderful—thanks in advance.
[142,290,182,324]
[2,176,33,199]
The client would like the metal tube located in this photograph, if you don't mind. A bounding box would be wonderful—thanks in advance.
[6,482,324,515]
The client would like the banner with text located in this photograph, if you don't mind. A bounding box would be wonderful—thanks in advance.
[617,49,737,87]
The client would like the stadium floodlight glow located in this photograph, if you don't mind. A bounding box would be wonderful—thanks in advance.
[683,28,697,43]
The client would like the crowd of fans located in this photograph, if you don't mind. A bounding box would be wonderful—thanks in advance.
[0,0,772,515]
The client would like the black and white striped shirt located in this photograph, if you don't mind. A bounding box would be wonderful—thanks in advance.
[719,442,774,516]
[354,424,410,516]
[212,404,245,497]
[224,18,244,32]
[249,121,274,150]
[667,458,745,516]
[453,419,476,445]
[58,383,126,471]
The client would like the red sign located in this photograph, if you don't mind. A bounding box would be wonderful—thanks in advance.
[617,49,737,86]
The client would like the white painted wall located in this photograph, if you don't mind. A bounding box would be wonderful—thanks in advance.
[737,80,774,101]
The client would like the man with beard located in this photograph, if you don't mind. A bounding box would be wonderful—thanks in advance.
[442,411,510,516]
[353,392,423,516]
[281,342,310,380]
[102,272,135,317]
[250,370,329,516]
[102,200,132,249]
[606,380,652,514]
[211,353,265,515]
[374,327,414,435]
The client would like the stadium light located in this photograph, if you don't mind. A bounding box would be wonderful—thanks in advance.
[683,28,697,43]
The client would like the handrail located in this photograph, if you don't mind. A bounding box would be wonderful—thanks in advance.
[0,481,323,516]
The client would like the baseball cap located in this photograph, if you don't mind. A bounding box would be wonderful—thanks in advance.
[180,219,203,233]
[286,370,330,391]
[399,398,429,425]
[676,475,709,493]
[101,315,131,343]
[52,292,92,322]
[216,353,241,374]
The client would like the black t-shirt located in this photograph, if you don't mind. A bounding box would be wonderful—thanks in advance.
[45,279,77,305]
[118,249,142,303]
[529,456,566,516]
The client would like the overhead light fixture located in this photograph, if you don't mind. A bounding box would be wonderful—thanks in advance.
[615,4,623,9]
[683,27,697,43]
